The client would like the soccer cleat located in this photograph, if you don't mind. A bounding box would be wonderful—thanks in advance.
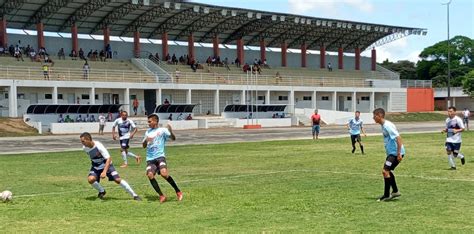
[450,167,457,170]
[159,195,167,203]
[98,191,106,200]
[351,148,356,154]
[377,195,391,202]
[133,196,142,201]
[391,191,401,199]
[176,191,183,201]
[136,155,142,164]
[461,157,465,165]
[120,163,128,168]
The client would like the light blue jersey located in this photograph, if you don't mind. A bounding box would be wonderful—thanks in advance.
[382,120,405,156]
[348,117,363,135]
[143,127,170,161]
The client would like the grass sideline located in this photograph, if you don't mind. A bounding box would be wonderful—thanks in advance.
[385,112,447,122]
[1,132,474,232]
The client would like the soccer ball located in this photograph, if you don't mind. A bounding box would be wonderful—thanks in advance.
[1,190,13,202]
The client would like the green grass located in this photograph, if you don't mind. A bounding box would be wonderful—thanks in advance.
[385,112,447,122]
[1,132,474,232]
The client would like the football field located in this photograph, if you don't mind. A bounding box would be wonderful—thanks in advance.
[1,132,473,232]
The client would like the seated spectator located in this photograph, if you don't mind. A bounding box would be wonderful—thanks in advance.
[171,53,178,65]
[14,45,24,61]
[177,113,184,120]
[168,113,173,121]
[99,50,106,62]
[0,46,4,56]
[57,48,65,60]
[263,59,270,68]
[280,113,285,118]
[92,50,98,61]
[76,115,83,122]
[70,49,78,60]
[242,63,250,73]
[79,48,85,60]
[223,57,230,71]
[64,115,73,123]
[186,114,193,120]
[206,56,212,66]
[29,48,38,62]
[235,57,241,67]
[87,49,93,60]
[179,55,185,65]
[58,114,64,123]
[90,115,96,122]
[163,98,170,105]
[8,44,14,56]
[154,52,160,63]
[38,47,47,58]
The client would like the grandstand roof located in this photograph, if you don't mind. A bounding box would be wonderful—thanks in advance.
[0,0,427,52]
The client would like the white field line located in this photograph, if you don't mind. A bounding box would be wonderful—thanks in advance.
[13,168,474,198]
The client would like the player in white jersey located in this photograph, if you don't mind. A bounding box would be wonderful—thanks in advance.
[142,114,183,203]
[347,111,366,154]
[441,106,465,170]
[112,111,141,168]
[462,108,470,131]
[80,132,141,200]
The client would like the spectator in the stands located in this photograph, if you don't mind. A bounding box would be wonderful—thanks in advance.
[179,55,185,65]
[86,49,93,60]
[14,45,24,61]
[175,68,180,83]
[154,52,160,63]
[263,59,270,68]
[235,57,241,68]
[105,44,112,59]
[327,62,333,71]
[65,115,73,123]
[223,57,230,71]
[70,49,78,60]
[42,64,50,80]
[168,113,173,121]
[38,47,47,59]
[163,98,170,105]
[177,113,184,120]
[92,50,98,61]
[242,63,250,73]
[99,50,106,62]
[79,48,85,60]
[76,114,83,122]
[206,56,212,66]
[29,48,37,62]
[58,114,65,123]
[89,114,96,122]
[186,114,193,120]
[171,53,178,65]
[57,48,65,60]
[83,61,90,80]
[165,53,170,63]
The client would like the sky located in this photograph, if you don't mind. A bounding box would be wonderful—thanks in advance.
[190,0,473,63]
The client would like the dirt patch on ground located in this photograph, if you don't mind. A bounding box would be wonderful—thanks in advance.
[0,118,40,137]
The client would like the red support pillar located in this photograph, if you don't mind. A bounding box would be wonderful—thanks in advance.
[103,27,110,49]
[281,42,287,67]
[371,48,376,71]
[236,38,244,64]
[0,18,7,48]
[260,38,266,62]
[188,34,195,59]
[133,31,140,58]
[36,22,45,50]
[162,32,168,60]
[71,24,78,52]
[338,47,344,70]
[301,43,307,68]
[320,45,326,69]
[212,35,219,57]
[355,47,361,70]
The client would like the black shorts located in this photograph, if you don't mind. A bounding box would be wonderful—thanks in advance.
[88,165,120,182]
[119,139,130,149]
[445,142,461,153]
[146,157,168,175]
[463,118,469,124]
[383,155,402,171]
[350,134,361,144]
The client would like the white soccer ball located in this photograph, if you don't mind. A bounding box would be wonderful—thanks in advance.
[1,190,13,202]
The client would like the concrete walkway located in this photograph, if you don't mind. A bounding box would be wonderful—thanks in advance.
[0,121,444,155]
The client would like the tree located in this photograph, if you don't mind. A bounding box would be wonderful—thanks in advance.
[416,35,474,87]
[380,59,417,80]
[462,70,474,97]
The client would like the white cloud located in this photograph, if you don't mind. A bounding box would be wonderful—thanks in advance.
[288,0,374,15]
[361,37,421,63]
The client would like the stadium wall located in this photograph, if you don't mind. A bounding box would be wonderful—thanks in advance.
[8,34,371,70]
[406,88,434,112]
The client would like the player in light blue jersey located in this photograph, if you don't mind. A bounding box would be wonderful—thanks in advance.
[347,111,366,154]
[373,108,405,202]
[80,132,141,201]
[142,114,182,203]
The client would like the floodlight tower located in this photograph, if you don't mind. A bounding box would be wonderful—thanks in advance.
[442,0,452,109]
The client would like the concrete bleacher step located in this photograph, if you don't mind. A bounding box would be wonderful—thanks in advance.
[205,118,235,128]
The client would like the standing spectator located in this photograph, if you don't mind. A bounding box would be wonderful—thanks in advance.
[327,62,333,71]
[57,48,65,60]
[105,44,112,59]
[107,112,113,122]
[311,109,321,140]
[70,49,78,60]
[98,113,106,135]
[462,108,470,130]
[133,97,139,116]
[235,57,240,68]
[175,68,180,83]
[79,48,85,60]
[83,61,90,80]
[42,64,50,80]
[224,57,230,71]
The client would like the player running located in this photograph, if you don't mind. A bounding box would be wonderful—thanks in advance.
[112,111,141,168]
[347,111,366,154]
[373,108,405,202]
[142,114,183,203]
[442,106,466,170]
[80,132,141,201]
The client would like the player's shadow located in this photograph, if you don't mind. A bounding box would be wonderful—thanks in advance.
[364,196,401,202]
[84,196,130,201]
[144,194,159,201]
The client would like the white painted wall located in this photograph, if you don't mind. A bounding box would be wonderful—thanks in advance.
[233,118,292,128]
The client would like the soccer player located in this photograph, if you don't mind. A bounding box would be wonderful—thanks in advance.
[347,111,366,154]
[311,109,321,140]
[112,111,141,168]
[372,108,405,202]
[462,108,470,131]
[442,106,465,170]
[80,132,141,201]
[142,114,183,203]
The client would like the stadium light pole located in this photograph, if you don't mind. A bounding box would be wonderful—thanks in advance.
[442,0,452,109]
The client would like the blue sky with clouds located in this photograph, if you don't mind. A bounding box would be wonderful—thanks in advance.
[190,0,473,63]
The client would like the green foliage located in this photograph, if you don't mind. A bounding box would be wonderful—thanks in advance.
[462,70,474,96]
[1,133,474,232]
[416,35,474,87]
[381,59,417,80]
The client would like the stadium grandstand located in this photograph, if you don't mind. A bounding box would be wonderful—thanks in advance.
[0,0,431,129]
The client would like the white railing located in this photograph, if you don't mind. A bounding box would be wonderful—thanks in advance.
[400,79,433,88]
